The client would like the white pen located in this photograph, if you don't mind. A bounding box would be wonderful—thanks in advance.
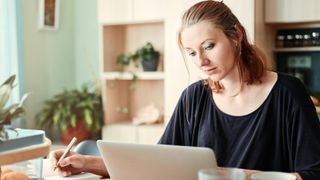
[54,137,77,171]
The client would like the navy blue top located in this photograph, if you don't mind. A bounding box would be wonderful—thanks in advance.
[159,73,320,180]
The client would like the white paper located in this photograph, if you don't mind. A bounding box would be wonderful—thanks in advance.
[42,159,100,180]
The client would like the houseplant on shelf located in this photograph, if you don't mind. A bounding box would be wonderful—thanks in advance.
[134,42,160,71]
[35,83,104,145]
[116,53,139,92]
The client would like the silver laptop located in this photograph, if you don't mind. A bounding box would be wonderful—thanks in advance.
[97,140,217,180]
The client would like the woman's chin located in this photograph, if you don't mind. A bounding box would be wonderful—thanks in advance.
[207,76,220,82]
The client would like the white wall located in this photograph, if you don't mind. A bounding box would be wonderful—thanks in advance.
[74,0,99,88]
[22,0,99,130]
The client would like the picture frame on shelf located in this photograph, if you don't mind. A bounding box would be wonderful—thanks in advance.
[38,0,59,30]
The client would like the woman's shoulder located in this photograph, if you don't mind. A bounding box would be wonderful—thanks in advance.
[274,72,312,105]
[180,80,210,99]
[276,72,307,92]
[184,80,209,93]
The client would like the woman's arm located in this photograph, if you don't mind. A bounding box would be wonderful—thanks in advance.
[49,150,109,177]
[82,155,109,177]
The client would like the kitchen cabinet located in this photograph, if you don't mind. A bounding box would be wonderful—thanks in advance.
[265,0,320,23]
[97,0,164,24]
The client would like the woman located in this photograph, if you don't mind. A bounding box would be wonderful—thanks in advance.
[159,0,320,179]
[50,1,320,179]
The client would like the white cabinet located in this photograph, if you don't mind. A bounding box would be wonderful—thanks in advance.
[102,123,164,144]
[98,1,165,144]
[224,0,255,42]
[265,0,320,23]
[98,0,164,24]
[133,0,164,22]
[97,0,133,24]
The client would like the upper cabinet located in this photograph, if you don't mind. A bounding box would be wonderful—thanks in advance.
[133,0,164,22]
[224,0,255,42]
[98,0,133,24]
[98,0,164,24]
[265,0,320,23]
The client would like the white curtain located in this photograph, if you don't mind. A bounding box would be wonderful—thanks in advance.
[0,0,24,127]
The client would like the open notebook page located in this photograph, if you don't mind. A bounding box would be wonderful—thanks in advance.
[42,159,101,180]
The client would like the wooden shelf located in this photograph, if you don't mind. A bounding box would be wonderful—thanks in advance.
[102,72,164,80]
[273,47,320,52]
[100,19,164,26]
[0,138,51,165]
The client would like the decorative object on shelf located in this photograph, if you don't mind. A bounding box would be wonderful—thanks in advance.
[115,54,139,92]
[35,82,104,145]
[134,42,160,71]
[116,53,139,71]
[132,104,162,125]
[38,0,60,30]
[0,75,28,142]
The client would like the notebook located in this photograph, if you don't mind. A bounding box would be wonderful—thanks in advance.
[42,159,101,180]
[97,140,217,180]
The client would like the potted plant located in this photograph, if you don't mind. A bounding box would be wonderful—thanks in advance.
[0,75,46,155]
[134,42,160,71]
[115,53,139,92]
[35,83,104,145]
[0,75,28,141]
[116,53,139,71]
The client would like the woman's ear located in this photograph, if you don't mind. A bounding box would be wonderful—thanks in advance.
[234,24,243,45]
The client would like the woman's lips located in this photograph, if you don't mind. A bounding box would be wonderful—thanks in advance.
[204,67,217,75]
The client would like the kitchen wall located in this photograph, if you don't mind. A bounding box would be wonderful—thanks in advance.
[21,0,99,129]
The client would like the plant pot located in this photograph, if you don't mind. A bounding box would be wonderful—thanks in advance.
[61,120,91,145]
[142,55,159,71]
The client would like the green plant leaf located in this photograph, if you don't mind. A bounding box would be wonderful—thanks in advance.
[84,109,93,126]
[70,114,77,127]
[35,82,104,135]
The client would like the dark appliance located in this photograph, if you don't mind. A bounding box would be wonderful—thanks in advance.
[275,28,320,94]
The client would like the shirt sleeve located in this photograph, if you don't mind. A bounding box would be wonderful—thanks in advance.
[291,105,320,180]
[158,89,188,145]
[286,77,320,179]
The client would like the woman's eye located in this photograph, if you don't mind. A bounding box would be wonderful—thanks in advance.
[205,43,215,50]
[188,51,196,57]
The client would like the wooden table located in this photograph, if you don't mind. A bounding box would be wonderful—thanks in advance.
[0,138,51,166]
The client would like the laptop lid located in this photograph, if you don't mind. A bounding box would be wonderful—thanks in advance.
[97,140,217,180]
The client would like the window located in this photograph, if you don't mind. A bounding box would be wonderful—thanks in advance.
[0,0,24,127]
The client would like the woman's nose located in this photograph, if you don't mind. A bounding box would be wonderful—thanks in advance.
[197,52,209,66]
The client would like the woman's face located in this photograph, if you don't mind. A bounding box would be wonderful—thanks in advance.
[180,21,238,82]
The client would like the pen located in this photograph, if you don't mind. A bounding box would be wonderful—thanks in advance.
[54,137,77,171]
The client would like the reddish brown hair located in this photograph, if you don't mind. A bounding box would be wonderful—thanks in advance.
[178,0,266,92]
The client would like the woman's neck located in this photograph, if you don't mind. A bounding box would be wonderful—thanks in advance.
[219,80,244,97]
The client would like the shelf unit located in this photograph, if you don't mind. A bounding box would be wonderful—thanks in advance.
[98,0,166,144]
[101,72,164,80]
[265,0,320,23]
[273,47,320,52]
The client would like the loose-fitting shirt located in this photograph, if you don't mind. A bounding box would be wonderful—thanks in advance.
[159,73,320,180]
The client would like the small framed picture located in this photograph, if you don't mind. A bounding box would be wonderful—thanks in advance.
[38,0,59,30]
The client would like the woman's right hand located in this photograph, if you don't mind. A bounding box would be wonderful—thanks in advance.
[48,149,87,177]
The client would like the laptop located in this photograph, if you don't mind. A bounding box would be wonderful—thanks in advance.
[97,140,217,180]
